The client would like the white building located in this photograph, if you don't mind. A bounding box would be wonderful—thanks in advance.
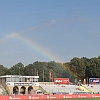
[0,75,39,94]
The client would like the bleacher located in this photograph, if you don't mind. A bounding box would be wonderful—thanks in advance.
[39,82,100,94]
[82,84,100,93]
[0,88,3,95]
[40,83,81,94]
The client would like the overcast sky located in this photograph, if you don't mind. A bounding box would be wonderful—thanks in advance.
[0,0,100,67]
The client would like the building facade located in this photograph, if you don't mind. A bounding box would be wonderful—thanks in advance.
[0,75,39,94]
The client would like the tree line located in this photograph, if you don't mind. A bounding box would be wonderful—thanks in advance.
[0,56,100,83]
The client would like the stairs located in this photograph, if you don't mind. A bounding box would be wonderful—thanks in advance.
[0,84,9,95]
[39,85,46,93]
[79,85,92,93]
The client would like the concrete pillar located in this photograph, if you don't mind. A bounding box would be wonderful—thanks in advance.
[9,86,13,95]
[25,86,28,94]
[18,86,21,94]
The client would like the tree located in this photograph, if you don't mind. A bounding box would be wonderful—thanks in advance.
[9,62,24,75]
[0,65,9,75]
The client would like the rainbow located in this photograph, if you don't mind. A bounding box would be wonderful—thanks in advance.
[8,33,78,79]
[7,33,61,62]
[5,20,78,80]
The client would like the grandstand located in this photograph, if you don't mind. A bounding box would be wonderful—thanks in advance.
[79,85,91,92]
[40,83,82,94]
[39,83,100,94]
[82,84,100,93]
[0,88,3,95]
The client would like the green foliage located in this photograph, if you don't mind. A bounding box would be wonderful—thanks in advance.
[0,65,9,75]
[65,56,100,82]
[9,62,24,75]
[0,56,100,82]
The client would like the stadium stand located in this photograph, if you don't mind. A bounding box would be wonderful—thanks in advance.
[40,83,83,94]
[79,85,91,92]
[0,88,3,95]
[82,84,100,93]
[39,82,100,94]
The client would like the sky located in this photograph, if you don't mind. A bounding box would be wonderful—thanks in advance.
[0,0,100,68]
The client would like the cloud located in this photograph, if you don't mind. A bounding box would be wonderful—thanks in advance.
[51,20,56,24]
[7,33,18,38]
[3,19,56,41]
[37,19,56,28]
[6,26,37,39]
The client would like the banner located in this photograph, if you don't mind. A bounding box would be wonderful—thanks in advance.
[0,94,100,100]
[54,78,69,84]
[36,70,38,76]
[49,71,52,80]
[90,78,100,84]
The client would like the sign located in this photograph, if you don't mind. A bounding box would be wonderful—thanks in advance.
[0,94,100,100]
[90,78,100,84]
[54,78,69,84]
[14,82,39,86]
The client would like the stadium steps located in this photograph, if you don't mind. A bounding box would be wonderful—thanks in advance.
[0,84,9,95]
[39,85,46,93]
[40,84,80,93]
[83,85,100,93]
[79,85,92,92]
[0,85,7,95]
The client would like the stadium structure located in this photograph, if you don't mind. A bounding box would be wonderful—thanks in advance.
[0,75,100,99]
[0,75,39,95]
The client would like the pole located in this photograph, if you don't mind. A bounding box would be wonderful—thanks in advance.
[52,76,53,82]
[19,67,20,76]
[32,69,33,75]
[43,70,44,84]
[11,71,12,82]
[34,68,36,76]
[19,67,21,82]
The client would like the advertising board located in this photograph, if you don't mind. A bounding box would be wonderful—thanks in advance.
[0,94,100,100]
[54,78,69,84]
[89,78,100,84]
